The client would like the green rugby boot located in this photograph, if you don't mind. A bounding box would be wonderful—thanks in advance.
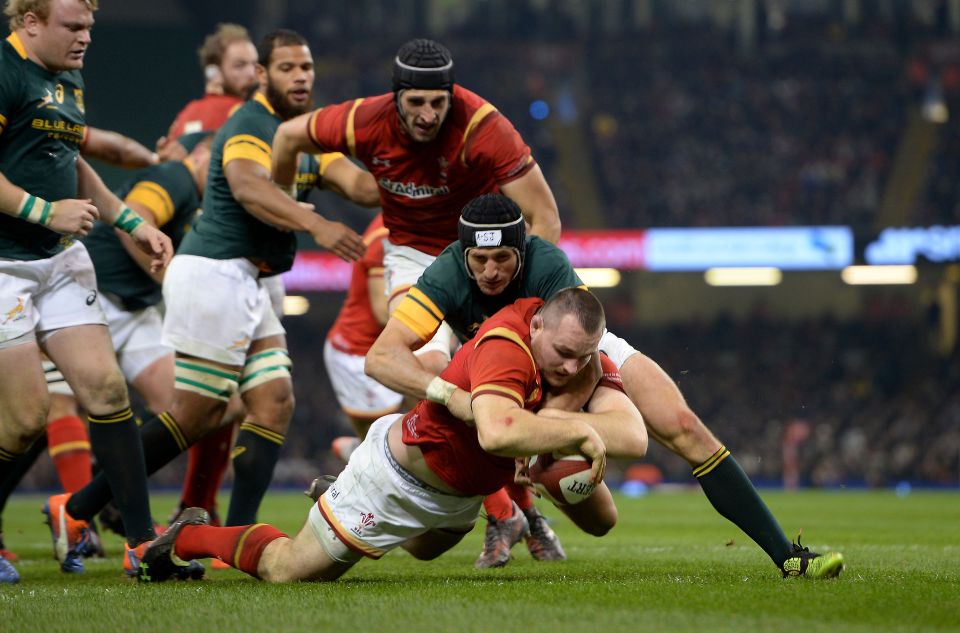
[780,535,844,579]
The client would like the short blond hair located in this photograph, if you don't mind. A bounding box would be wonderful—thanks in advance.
[5,0,98,32]
[197,23,250,68]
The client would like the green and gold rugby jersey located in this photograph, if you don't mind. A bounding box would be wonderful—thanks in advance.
[178,92,345,275]
[0,33,87,260]
[394,236,583,343]
[84,160,200,311]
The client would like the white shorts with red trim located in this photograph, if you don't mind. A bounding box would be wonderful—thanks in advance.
[307,414,482,563]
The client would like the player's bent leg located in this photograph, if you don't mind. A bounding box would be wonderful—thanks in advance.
[128,352,176,415]
[45,325,159,553]
[44,325,129,415]
[0,341,49,454]
[618,352,720,465]
[555,482,617,537]
[616,348,800,572]
[257,522,356,583]
[227,336,294,526]
[401,525,473,561]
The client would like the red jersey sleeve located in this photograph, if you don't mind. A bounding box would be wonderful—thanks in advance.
[307,101,356,153]
[464,112,534,185]
[469,338,538,409]
[361,230,385,277]
[598,353,626,394]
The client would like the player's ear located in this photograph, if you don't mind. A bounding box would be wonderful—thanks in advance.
[530,314,543,339]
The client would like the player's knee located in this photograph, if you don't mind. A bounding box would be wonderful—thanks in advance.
[9,407,48,449]
[85,369,130,412]
[581,508,618,537]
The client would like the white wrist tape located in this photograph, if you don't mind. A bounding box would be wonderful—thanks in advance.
[17,192,53,226]
[425,376,457,406]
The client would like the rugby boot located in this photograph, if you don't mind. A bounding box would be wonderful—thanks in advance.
[522,507,566,562]
[0,531,19,562]
[474,502,529,569]
[0,556,19,584]
[305,475,338,502]
[42,493,90,573]
[780,533,844,578]
[137,507,210,583]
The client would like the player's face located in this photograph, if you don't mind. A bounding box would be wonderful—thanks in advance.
[466,247,519,296]
[220,40,258,98]
[530,314,600,388]
[261,45,315,121]
[398,89,451,142]
[26,0,94,72]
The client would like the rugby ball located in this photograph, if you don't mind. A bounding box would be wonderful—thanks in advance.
[528,452,596,505]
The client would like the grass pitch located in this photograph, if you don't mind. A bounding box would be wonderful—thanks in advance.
[2,489,957,633]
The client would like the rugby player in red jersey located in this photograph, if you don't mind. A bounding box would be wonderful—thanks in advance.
[271,37,565,566]
[139,288,648,583]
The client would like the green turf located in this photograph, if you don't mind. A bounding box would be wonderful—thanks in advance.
[2,489,958,633]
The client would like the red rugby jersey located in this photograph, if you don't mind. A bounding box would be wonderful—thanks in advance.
[167,93,243,139]
[326,215,389,356]
[307,85,534,256]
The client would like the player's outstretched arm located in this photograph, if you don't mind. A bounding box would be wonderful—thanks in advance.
[0,171,98,236]
[224,157,364,262]
[321,155,380,208]
[499,164,562,244]
[271,111,321,193]
[114,198,164,284]
[473,394,606,484]
[82,127,159,169]
[538,385,648,459]
[365,317,474,421]
[76,157,172,272]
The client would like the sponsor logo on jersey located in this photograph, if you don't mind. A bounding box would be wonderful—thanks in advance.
[31,118,85,140]
[371,156,391,167]
[85,290,97,306]
[377,178,450,200]
[36,88,55,109]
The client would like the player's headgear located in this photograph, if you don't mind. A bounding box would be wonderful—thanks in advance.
[392,39,455,93]
[459,193,526,281]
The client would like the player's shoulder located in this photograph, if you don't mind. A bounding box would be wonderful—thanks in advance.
[477,297,543,339]
[218,97,277,143]
[350,92,396,127]
[0,38,26,90]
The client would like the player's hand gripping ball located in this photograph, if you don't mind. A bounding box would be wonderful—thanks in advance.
[528,452,596,505]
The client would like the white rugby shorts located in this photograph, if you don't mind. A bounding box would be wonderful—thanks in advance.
[308,414,482,562]
[99,292,172,382]
[323,339,402,418]
[161,255,284,366]
[599,329,639,369]
[0,243,106,349]
[382,239,454,361]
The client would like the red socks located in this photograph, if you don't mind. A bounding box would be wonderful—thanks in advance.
[174,523,286,578]
[46,416,92,492]
[180,424,234,518]
[506,482,535,511]
[483,487,514,520]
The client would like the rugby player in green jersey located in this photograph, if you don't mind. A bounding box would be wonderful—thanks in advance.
[366,193,845,579]
[0,0,174,582]
[56,31,377,576]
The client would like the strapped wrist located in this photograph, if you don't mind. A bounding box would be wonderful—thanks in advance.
[113,203,145,234]
[17,192,54,226]
[425,376,457,406]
